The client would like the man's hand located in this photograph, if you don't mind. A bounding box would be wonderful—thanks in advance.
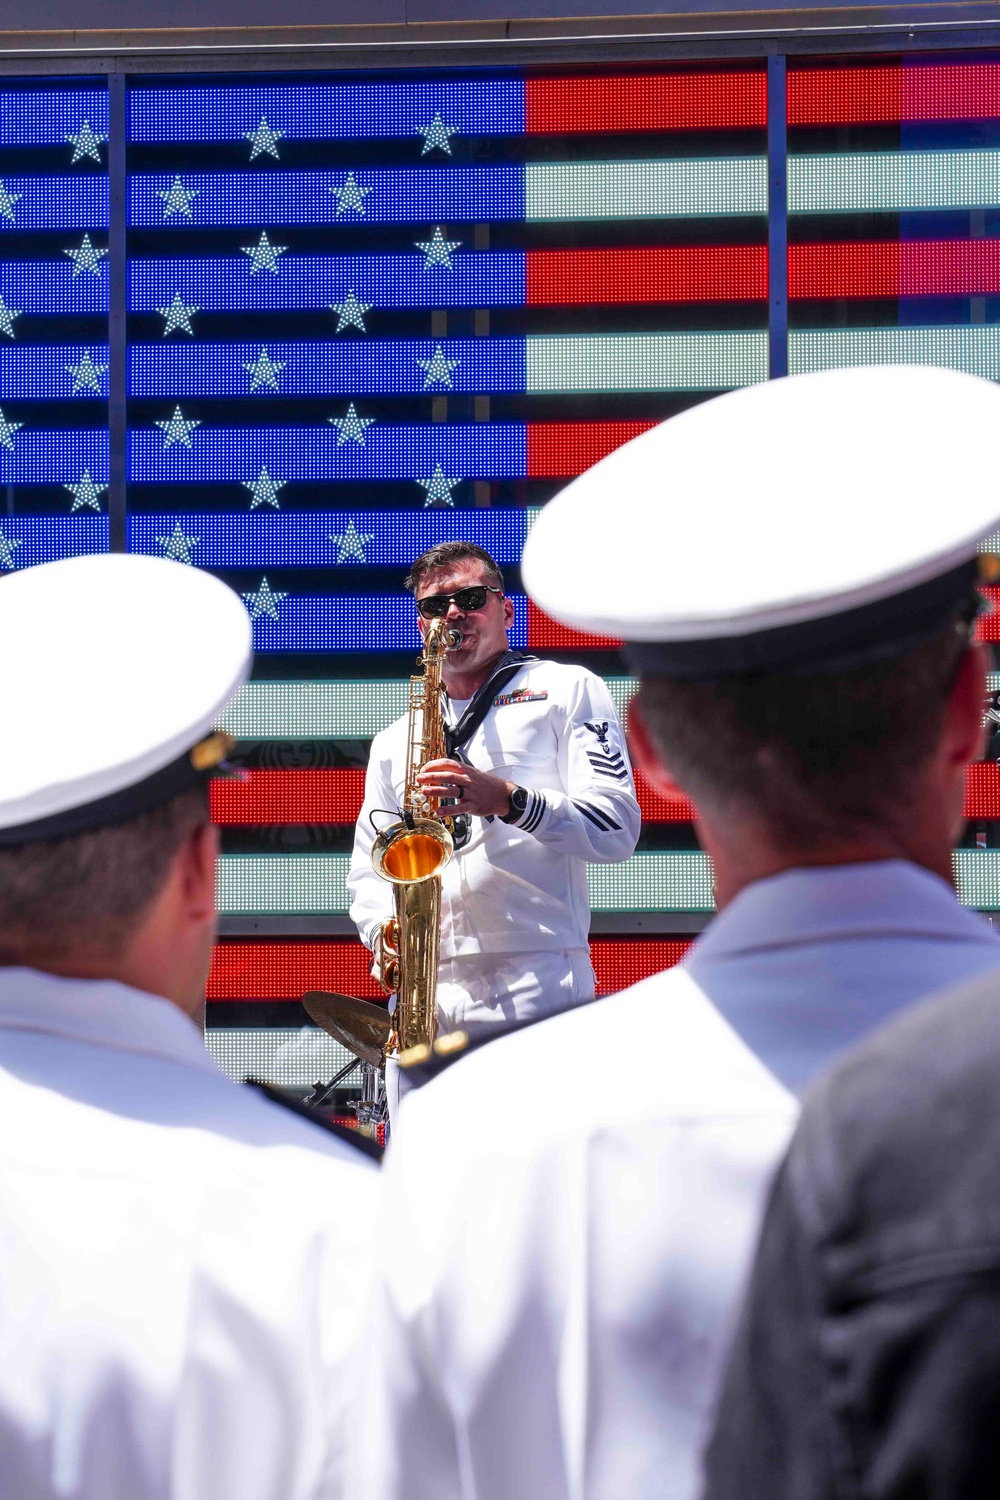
[416,758,515,818]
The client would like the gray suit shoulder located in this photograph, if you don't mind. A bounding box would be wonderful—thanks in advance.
[791,966,1000,1250]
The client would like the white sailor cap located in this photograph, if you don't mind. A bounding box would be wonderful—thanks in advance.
[0,553,252,846]
[522,364,1000,680]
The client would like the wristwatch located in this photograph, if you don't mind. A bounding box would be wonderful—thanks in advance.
[499,784,529,825]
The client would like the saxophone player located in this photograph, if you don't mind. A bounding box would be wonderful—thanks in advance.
[347,541,641,1115]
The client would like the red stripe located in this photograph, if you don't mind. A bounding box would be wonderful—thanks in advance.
[207,937,693,1001]
[526,247,768,306]
[789,240,1000,299]
[211,769,366,824]
[211,767,693,825]
[527,421,657,478]
[211,763,1000,826]
[977,588,1000,642]
[526,73,766,133]
[965,762,1000,820]
[788,63,1000,125]
[527,598,622,652]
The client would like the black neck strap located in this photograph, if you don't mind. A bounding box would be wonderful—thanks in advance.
[445,651,539,756]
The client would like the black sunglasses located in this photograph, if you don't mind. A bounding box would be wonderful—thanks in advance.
[415,585,503,620]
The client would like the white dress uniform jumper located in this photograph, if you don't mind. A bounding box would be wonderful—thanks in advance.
[348,657,641,1035]
[353,365,1000,1500]
[0,554,380,1500]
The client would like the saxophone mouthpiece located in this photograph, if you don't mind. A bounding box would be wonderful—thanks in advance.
[446,628,463,649]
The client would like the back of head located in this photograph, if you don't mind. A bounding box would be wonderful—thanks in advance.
[523,365,1000,854]
[0,786,209,968]
[639,620,968,846]
[0,553,252,993]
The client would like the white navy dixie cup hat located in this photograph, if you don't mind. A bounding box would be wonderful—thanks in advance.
[0,553,253,847]
[521,364,1000,679]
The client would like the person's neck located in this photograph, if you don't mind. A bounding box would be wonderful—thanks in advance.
[7,949,207,1029]
[699,816,955,911]
[443,648,508,702]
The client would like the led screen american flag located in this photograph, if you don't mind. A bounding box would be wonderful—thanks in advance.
[4,59,1000,1090]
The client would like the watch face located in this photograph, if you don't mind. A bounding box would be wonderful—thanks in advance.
[511,786,528,815]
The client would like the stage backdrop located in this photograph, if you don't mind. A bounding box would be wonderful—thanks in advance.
[3,59,1000,1089]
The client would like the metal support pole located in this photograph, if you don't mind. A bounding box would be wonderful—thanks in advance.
[107,73,128,552]
[767,55,788,381]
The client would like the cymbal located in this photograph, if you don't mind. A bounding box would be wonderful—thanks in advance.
[302,991,392,1069]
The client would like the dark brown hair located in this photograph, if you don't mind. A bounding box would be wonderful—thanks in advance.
[404,541,504,596]
[639,620,970,849]
[0,785,210,966]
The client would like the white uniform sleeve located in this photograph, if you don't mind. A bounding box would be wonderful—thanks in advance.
[503,670,640,865]
[347,735,397,952]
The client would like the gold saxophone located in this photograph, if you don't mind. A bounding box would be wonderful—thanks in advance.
[370,616,462,1057]
[300,617,463,1077]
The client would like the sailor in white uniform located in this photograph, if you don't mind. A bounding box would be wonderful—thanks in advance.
[348,541,640,1115]
[352,365,1000,1500]
[0,554,380,1500]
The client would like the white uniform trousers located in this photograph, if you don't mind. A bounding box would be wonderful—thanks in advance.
[386,946,595,1133]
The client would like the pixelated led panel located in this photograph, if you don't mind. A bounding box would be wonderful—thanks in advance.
[787,63,1000,126]
[218,677,637,740]
[216,853,717,915]
[527,600,623,652]
[239,595,625,654]
[130,74,765,143]
[524,160,766,221]
[211,770,366,825]
[965,764,1000,819]
[129,334,768,399]
[0,431,109,484]
[214,852,1000,914]
[789,241,1000,300]
[977,588,1000,642]
[0,178,108,231]
[129,511,527,568]
[524,333,768,394]
[0,89,109,147]
[954,852,1000,910]
[525,74,766,133]
[243,592,528,654]
[128,422,649,486]
[210,767,688,824]
[0,517,108,567]
[128,161,766,229]
[0,346,109,401]
[789,327,1000,381]
[205,1027,357,1087]
[207,937,692,1000]
[129,247,766,315]
[0,262,108,315]
[788,152,1000,214]
[147,422,649,485]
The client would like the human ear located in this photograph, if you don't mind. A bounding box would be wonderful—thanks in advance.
[944,641,989,769]
[180,821,220,924]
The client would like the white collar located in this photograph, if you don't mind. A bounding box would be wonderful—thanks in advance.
[0,967,223,1078]
[693,859,994,959]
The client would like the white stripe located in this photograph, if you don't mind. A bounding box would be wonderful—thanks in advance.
[525,158,767,220]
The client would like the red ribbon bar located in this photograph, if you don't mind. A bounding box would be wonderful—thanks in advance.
[526,247,768,307]
[526,73,767,134]
[788,63,1000,126]
[789,240,1000,300]
[207,937,694,1001]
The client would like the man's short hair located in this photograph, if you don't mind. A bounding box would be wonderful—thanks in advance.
[404,542,504,596]
[0,785,210,966]
[639,619,970,848]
